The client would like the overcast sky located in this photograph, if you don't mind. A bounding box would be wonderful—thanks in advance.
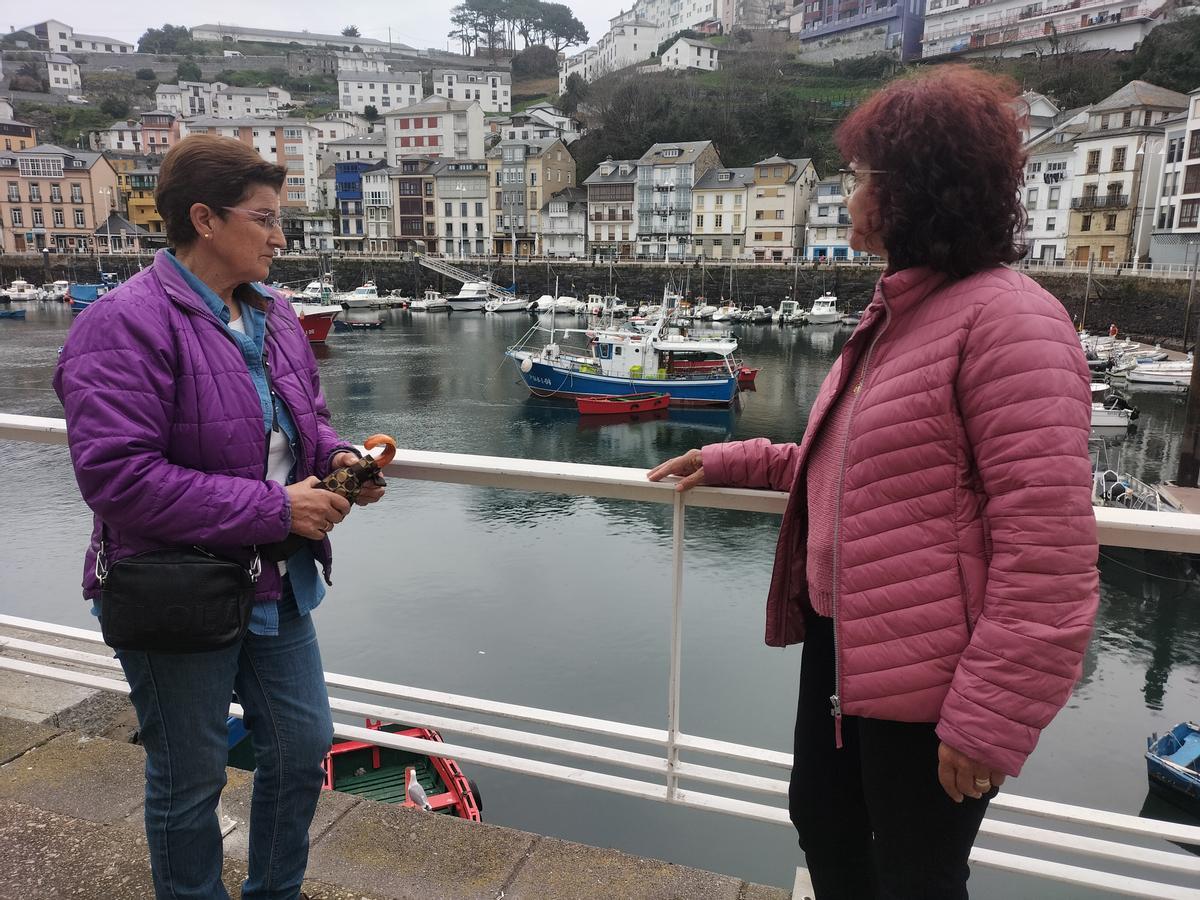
[5,2,627,55]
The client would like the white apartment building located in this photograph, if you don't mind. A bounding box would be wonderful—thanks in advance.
[178,117,322,211]
[336,55,388,74]
[325,132,387,163]
[45,55,81,93]
[1150,89,1200,267]
[430,159,491,257]
[593,18,663,80]
[635,140,722,260]
[491,105,583,144]
[433,70,511,113]
[155,81,225,118]
[659,38,720,71]
[539,186,588,258]
[1066,81,1188,265]
[361,166,395,253]
[26,19,134,54]
[922,0,1167,61]
[90,120,141,154]
[384,98,485,165]
[1021,111,1087,264]
[338,71,424,115]
[803,177,866,261]
[558,47,599,93]
[211,86,292,119]
[617,0,718,32]
[692,167,753,260]
[745,156,819,261]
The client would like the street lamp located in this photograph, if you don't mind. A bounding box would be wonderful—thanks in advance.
[1133,135,1164,272]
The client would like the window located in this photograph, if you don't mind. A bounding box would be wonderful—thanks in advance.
[1086,150,1101,174]
[29,183,42,201]
[1105,214,1117,231]
[696,214,704,228]
[1111,147,1126,171]
[32,208,44,226]
[1180,199,1200,228]
[10,209,22,226]
[1184,165,1200,195]
[715,214,723,228]
[1189,131,1200,160]
[1048,186,1061,209]
[475,202,483,216]
[5,182,16,202]
[1081,214,1092,231]
[74,209,86,227]
[1046,217,1056,231]
[775,210,784,220]
[53,209,65,227]
[1026,188,1038,209]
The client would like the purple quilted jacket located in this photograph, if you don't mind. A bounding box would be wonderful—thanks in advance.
[54,249,353,602]
[700,266,1099,775]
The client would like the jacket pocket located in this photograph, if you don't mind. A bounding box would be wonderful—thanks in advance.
[957,554,978,635]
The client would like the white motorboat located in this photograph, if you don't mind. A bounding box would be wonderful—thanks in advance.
[298,277,336,303]
[485,296,528,312]
[1091,394,1138,429]
[775,300,804,325]
[748,305,772,324]
[1125,358,1192,389]
[554,295,581,314]
[532,294,557,312]
[586,294,630,318]
[410,289,451,312]
[1108,347,1169,379]
[806,292,840,325]
[341,281,379,310]
[42,280,70,301]
[694,303,717,320]
[712,305,737,322]
[445,280,491,312]
[4,279,44,301]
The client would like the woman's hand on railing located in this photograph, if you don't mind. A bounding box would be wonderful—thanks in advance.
[647,449,705,492]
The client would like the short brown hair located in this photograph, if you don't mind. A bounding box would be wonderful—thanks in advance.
[835,66,1027,279]
[155,135,288,246]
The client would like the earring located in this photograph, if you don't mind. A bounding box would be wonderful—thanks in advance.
[205,233,212,239]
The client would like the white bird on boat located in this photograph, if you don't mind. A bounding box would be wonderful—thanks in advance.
[406,767,432,810]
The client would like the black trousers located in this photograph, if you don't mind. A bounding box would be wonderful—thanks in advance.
[789,612,993,900]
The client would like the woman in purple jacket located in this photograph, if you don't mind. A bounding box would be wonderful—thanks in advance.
[54,135,383,900]
[649,68,1098,898]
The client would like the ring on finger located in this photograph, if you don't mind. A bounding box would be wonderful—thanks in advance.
[973,776,991,789]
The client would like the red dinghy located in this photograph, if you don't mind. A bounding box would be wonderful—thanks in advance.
[576,393,671,415]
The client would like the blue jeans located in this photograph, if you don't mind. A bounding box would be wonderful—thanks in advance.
[118,586,334,900]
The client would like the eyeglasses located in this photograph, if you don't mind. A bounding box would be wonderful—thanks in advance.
[837,167,888,195]
[223,207,283,232]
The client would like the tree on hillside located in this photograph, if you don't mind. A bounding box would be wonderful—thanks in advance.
[342,25,361,37]
[1125,17,1200,95]
[560,72,588,115]
[100,96,130,118]
[138,24,193,54]
[177,60,202,82]
[539,3,587,52]
[10,62,48,93]
[511,45,558,77]
[135,68,157,81]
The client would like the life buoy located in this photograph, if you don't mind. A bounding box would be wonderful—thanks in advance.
[1108,324,1118,338]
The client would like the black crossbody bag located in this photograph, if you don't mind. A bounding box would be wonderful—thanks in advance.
[96,536,262,654]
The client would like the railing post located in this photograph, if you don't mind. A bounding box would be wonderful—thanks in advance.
[666,490,685,803]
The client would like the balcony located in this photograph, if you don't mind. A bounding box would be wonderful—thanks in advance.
[1071,194,1129,210]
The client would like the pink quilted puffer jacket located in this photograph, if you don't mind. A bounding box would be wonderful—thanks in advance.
[701,266,1099,775]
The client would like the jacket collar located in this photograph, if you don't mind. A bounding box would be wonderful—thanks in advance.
[152,248,276,318]
[874,266,950,319]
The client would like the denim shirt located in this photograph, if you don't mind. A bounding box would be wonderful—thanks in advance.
[164,252,326,634]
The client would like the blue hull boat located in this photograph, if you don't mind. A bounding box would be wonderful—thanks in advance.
[1146,721,1200,817]
[68,283,112,315]
[0,309,26,320]
[510,355,739,406]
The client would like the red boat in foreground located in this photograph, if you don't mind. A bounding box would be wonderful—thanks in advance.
[737,367,759,385]
[576,393,671,415]
[292,303,339,343]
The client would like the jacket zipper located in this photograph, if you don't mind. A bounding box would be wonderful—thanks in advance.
[829,301,891,748]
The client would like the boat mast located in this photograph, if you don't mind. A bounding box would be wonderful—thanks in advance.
[549,275,558,348]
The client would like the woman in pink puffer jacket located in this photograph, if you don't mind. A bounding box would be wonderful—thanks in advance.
[650,67,1098,899]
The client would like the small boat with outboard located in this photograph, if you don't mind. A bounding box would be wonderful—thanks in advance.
[577,392,671,415]
[1146,721,1200,817]
[0,308,27,320]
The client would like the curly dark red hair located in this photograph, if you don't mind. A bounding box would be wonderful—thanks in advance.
[835,65,1028,278]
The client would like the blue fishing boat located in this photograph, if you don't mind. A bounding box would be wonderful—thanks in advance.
[506,302,743,407]
[68,281,116,315]
[1146,721,1200,817]
[0,309,27,320]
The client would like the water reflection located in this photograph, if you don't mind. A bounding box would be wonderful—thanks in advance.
[1139,790,1200,856]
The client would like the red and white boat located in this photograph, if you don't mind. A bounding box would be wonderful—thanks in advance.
[282,280,340,343]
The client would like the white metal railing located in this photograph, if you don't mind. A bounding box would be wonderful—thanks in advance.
[2,412,1200,898]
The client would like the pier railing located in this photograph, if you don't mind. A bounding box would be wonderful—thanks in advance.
[1,412,1199,899]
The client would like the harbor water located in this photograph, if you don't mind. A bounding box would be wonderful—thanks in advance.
[1,301,1197,896]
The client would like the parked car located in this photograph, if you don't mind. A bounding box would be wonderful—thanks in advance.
[66,95,88,104]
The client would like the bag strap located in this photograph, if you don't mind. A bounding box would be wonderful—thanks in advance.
[95,520,261,586]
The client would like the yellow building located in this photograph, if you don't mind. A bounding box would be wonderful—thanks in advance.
[488,138,575,257]
[127,167,165,242]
